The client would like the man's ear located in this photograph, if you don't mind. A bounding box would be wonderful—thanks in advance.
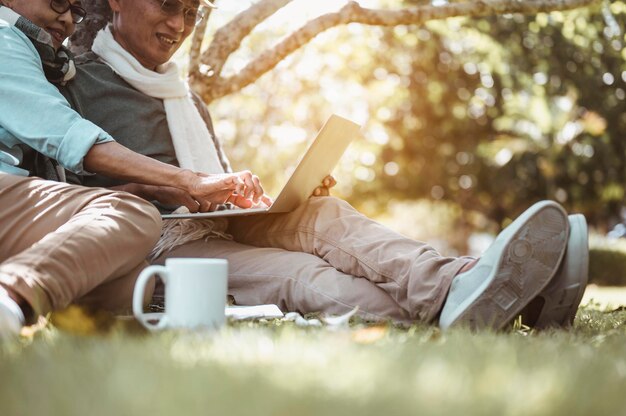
[107,0,121,13]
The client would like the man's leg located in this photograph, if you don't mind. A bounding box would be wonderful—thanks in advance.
[0,174,162,321]
[227,197,471,322]
[153,239,411,323]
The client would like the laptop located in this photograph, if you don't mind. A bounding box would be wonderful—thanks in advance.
[162,114,361,219]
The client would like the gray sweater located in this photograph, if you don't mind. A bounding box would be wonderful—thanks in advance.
[59,52,231,188]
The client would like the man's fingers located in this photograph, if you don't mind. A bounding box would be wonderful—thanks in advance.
[251,175,263,203]
[233,171,264,202]
[238,171,263,202]
[185,198,200,213]
[315,187,329,197]
[261,194,274,207]
[227,194,253,208]
[175,191,200,212]
[197,200,212,213]
[311,185,332,198]
[220,175,244,195]
[234,176,245,195]
[322,175,337,188]
[240,171,255,199]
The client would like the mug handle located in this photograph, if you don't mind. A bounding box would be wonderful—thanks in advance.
[133,265,168,331]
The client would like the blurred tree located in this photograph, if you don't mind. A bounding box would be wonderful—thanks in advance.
[69,0,625,238]
[361,0,625,229]
[71,0,600,101]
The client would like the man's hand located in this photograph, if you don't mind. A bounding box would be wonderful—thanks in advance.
[311,175,337,197]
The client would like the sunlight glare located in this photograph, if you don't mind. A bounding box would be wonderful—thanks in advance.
[268,124,308,147]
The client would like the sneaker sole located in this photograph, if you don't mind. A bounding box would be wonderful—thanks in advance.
[533,214,589,328]
[440,201,569,330]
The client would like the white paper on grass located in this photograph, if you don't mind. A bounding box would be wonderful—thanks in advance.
[226,304,284,320]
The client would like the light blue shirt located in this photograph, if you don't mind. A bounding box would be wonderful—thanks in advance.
[0,19,114,176]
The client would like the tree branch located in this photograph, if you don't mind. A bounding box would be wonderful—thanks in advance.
[192,0,600,103]
[191,0,293,82]
[188,8,212,74]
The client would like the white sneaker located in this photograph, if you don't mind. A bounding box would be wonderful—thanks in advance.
[521,214,589,328]
[0,288,25,340]
[439,201,569,330]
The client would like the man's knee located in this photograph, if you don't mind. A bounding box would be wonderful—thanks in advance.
[107,191,163,250]
[302,196,354,218]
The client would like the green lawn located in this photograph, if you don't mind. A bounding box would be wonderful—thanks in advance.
[1,301,626,416]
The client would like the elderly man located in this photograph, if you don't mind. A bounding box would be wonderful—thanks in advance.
[60,0,588,329]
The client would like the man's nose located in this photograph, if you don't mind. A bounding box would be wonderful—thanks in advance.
[165,11,186,32]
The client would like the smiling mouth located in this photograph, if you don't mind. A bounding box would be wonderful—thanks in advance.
[156,33,179,46]
[46,28,66,45]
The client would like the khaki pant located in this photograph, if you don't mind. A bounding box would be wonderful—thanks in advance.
[155,197,471,323]
[0,173,162,319]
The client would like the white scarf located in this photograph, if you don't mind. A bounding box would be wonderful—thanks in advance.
[92,26,224,174]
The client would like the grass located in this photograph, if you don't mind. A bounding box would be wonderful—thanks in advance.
[1,302,626,416]
[3,236,626,416]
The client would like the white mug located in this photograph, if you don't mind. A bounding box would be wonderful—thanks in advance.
[133,258,228,331]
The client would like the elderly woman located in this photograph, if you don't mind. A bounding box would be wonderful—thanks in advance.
[0,0,260,339]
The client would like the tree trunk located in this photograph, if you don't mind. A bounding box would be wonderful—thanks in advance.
[68,0,112,56]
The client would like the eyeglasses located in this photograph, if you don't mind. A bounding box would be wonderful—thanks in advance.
[157,0,206,26]
[49,0,86,24]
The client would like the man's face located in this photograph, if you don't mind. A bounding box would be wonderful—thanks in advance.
[6,0,79,49]
[108,0,197,70]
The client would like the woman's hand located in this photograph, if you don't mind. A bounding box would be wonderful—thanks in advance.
[186,170,266,211]
[110,183,204,212]
[186,172,243,211]
[150,186,202,212]
[311,175,337,197]
[228,193,274,209]
[117,171,269,212]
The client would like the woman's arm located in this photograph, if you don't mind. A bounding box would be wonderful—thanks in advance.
[0,25,112,175]
[109,183,202,212]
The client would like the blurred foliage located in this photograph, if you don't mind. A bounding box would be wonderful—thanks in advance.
[589,234,626,285]
[205,0,625,238]
[368,0,626,230]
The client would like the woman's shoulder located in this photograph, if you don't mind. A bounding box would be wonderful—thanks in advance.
[0,19,21,38]
[0,19,34,49]
[0,20,38,59]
